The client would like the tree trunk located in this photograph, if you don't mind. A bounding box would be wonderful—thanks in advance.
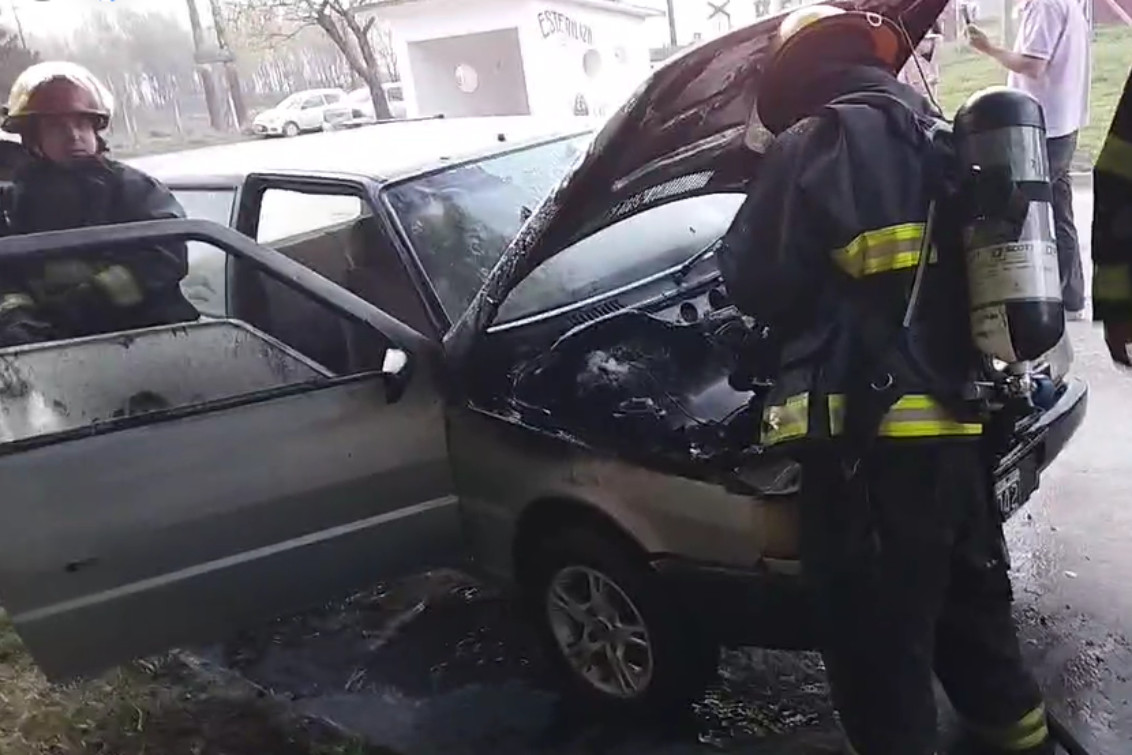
[364,71,392,120]
[207,0,250,127]
[185,0,225,130]
[344,11,393,119]
[317,9,393,120]
[172,95,185,136]
[223,63,249,127]
[196,65,225,130]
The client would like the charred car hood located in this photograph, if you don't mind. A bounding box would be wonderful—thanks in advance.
[446,0,947,360]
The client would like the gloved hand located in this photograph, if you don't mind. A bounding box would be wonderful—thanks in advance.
[1104,320,1132,368]
[42,280,115,334]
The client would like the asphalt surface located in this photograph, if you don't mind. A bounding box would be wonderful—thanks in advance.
[203,184,1132,755]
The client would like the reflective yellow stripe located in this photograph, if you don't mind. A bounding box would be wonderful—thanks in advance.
[93,265,144,307]
[1094,263,1132,303]
[761,393,809,445]
[763,392,982,445]
[966,704,1049,751]
[1096,132,1132,183]
[0,293,34,315]
[877,394,983,438]
[828,393,981,439]
[833,223,926,278]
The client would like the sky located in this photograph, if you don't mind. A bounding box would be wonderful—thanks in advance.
[0,0,189,38]
[0,0,756,50]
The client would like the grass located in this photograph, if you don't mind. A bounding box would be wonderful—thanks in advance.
[0,612,396,755]
[936,24,1132,169]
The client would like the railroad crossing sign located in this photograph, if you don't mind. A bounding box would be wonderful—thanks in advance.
[707,0,732,26]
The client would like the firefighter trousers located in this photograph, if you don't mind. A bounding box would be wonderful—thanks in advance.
[798,442,1049,755]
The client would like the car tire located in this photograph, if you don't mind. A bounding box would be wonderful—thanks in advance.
[282,122,300,138]
[527,527,718,715]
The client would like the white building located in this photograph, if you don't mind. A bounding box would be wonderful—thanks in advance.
[366,0,661,120]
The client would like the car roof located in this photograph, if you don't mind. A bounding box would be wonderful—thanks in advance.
[128,116,594,187]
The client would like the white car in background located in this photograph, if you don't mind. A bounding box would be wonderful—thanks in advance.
[251,88,349,138]
[324,83,407,129]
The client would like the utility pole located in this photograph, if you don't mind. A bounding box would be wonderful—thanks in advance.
[207,0,248,128]
[666,0,678,47]
[185,0,225,130]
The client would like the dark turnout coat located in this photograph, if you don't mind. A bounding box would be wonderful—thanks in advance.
[0,156,198,346]
[1092,68,1132,325]
[717,65,981,449]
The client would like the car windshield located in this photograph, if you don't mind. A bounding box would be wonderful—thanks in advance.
[276,93,304,109]
[496,193,745,324]
[384,134,589,319]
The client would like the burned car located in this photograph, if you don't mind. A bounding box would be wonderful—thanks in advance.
[0,2,1086,714]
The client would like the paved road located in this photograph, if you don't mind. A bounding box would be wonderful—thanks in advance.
[208,185,1132,755]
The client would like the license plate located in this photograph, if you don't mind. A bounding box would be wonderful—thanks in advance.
[995,467,1024,519]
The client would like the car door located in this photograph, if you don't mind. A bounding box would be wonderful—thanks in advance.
[298,94,324,130]
[0,217,461,682]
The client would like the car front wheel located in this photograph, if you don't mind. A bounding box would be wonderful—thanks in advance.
[528,527,718,714]
[282,121,300,137]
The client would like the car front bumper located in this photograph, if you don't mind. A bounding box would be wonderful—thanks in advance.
[652,376,1089,650]
[252,123,284,136]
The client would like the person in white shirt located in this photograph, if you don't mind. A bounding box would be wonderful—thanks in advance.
[967,0,1091,318]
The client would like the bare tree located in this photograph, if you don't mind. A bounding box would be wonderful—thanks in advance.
[374,24,399,83]
[225,0,393,119]
[0,27,39,97]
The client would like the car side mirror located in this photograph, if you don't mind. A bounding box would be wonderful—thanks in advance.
[382,347,410,402]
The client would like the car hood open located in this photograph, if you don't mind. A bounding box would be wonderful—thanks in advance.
[446,0,949,360]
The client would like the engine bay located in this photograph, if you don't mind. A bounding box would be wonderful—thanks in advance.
[502,280,776,478]
[473,270,1070,492]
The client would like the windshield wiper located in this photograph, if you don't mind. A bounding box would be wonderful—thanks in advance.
[672,238,722,283]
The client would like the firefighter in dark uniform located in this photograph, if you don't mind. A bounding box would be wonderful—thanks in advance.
[717,6,1051,754]
[0,61,197,347]
[1094,67,1132,367]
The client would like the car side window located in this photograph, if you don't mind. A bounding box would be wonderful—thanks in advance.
[171,188,236,318]
[258,187,436,337]
[0,237,345,442]
[302,96,322,109]
[234,186,432,372]
[257,190,364,244]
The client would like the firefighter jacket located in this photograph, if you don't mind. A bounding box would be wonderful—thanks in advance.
[718,64,982,448]
[1093,67,1132,323]
[0,156,198,345]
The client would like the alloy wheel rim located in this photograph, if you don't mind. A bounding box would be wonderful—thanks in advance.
[545,565,654,698]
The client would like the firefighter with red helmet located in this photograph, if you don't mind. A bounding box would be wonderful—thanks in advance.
[717,6,1051,754]
[0,61,197,346]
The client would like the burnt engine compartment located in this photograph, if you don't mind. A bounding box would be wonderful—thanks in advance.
[502,303,775,476]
